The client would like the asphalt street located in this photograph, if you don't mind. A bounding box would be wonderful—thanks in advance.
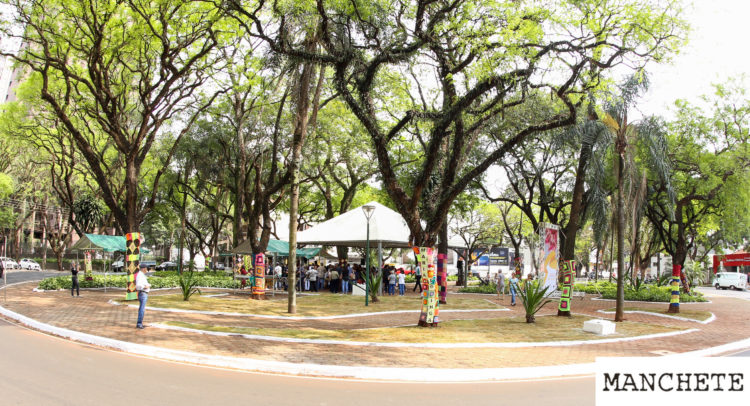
[0,317,595,406]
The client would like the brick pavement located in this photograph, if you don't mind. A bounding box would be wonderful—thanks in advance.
[1,281,749,369]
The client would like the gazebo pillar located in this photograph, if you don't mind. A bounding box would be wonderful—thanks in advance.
[378,241,383,295]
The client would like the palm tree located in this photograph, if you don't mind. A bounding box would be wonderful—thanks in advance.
[592,74,674,321]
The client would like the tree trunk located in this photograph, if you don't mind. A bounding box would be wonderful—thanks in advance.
[615,152,626,322]
[438,223,448,304]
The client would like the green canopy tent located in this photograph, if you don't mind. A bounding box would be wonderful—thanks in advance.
[69,233,151,272]
[231,239,320,258]
[69,233,151,292]
[70,233,152,254]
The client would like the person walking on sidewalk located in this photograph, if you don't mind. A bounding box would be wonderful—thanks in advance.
[135,268,151,329]
[71,261,80,297]
[413,264,422,292]
[509,274,519,306]
[495,271,505,301]
[397,270,406,296]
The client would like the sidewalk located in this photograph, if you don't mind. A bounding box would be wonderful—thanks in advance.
[1,280,749,381]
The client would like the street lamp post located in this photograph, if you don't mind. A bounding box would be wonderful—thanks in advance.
[362,204,376,306]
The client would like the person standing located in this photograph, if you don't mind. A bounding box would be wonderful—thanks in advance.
[340,262,350,294]
[71,261,80,297]
[397,270,406,296]
[413,264,422,292]
[509,274,519,306]
[388,270,396,296]
[307,266,318,292]
[495,271,506,301]
[135,268,151,329]
[330,266,340,293]
[317,263,326,291]
[274,263,282,290]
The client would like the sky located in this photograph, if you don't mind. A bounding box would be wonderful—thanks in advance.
[638,0,750,118]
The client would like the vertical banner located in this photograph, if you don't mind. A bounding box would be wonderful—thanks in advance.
[557,260,575,316]
[84,250,93,281]
[125,233,140,301]
[668,264,681,313]
[538,223,560,293]
[252,253,265,297]
[414,247,439,327]
[438,253,447,304]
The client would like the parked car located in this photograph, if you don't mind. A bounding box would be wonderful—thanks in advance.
[156,261,177,271]
[111,257,124,272]
[0,257,19,270]
[713,272,748,290]
[19,258,41,271]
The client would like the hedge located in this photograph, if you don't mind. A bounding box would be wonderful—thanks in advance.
[458,283,498,294]
[574,281,707,302]
[37,273,241,290]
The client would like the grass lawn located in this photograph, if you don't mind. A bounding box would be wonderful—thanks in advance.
[146,292,501,317]
[604,307,712,322]
[164,315,685,343]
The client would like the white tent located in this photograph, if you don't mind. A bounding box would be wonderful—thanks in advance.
[296,201,466,249]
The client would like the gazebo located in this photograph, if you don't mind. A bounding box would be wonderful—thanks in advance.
[296,201,466,268]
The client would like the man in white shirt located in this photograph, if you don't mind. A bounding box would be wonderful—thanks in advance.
[306,267,318,292]
[135,269,151,329]
[274,264,282,290]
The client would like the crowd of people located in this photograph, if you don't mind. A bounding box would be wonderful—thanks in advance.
[233,258,421,296]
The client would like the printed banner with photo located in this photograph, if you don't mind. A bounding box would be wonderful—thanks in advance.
[538,223,559,292]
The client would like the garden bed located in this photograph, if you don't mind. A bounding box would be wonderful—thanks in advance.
[145,293,500,317]
[162,314,685,343]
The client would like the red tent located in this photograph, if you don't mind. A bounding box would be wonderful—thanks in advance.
[712,250,750,273]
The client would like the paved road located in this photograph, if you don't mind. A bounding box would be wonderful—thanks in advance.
[3,269,62,285]
[0,317,595,406]
[696,286,750,301]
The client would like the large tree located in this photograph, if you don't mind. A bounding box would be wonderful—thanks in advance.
[0,0,223,233]
[224,0,685,249]
[646,82,750,313]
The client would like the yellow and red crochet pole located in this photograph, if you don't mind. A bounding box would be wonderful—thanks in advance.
[668,264,681,313]
[125,233,140,301]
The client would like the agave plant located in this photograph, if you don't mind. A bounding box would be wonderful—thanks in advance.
[366,271,383,303]
[178,270,202,301]
[517,280,553,323]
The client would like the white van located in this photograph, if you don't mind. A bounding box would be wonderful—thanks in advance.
[713,272,748,290]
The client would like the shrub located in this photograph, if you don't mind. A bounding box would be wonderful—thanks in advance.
[178,271,202,301]
[517,280,553,323]
[458,283,497,294]
[573,281,706,302]
[37,273,241,290]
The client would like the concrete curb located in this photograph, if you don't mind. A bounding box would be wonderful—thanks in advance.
[596,309,716,324]
[1,304,749,381]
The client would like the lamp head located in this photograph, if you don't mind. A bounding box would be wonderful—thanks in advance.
[362,204,376,220]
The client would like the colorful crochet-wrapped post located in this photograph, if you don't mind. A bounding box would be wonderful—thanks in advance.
[557,260,575,317]
[414,247,439,327]
[438,253,447,304]
[668,264,681,313]
[125,233,140,301]
[513,256,522,279]
[252,253,265,299]
[84,250,93,281]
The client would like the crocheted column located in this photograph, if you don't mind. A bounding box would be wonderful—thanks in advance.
[557,260,575,317]
[252,253,265,299]
[438,253,447,304]
[415,247,439,327]
[125,233,140,301]
[84,250,93,281]
[668,264,681,313]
